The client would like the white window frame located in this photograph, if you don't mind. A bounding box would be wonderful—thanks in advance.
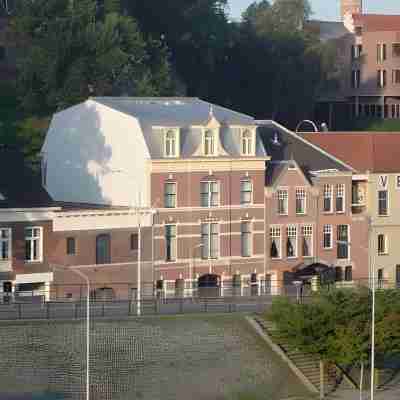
[0,228,11,261]
[377,69,387,88]
[286,225,298,259]
[323,224,333,250]
[200,181,219,207]
[241,129,255,156]
[336,183,345,213]
[24,227,43,262]
[201,222,219,259]
[301,225,313,258]
[162,128,180,158]
[277,188,288,215]
[378,190,389,216]
[270,226,282,260]
[295,188,306,215]
[240,179,253,205]
[165,224,177,262]
[203,129,217,156]
[164,181,177,208]
[337,225,350,260]
[323,184,333,213]
[377,43,387,63]
[241,221,252,257]
[377,234,388,255]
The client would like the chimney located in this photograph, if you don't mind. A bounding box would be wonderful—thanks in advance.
[341,0,363,20]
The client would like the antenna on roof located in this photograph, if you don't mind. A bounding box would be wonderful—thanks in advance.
[271,131,281,146]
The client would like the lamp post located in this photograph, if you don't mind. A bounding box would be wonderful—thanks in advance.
[52,265,90,400]
[295,119,319,133]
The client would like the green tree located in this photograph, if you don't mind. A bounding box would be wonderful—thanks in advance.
[13,0,175,114]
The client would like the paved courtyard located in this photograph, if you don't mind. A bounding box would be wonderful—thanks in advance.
[0,315,315,400]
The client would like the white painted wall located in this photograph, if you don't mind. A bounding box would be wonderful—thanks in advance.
[42,100,151,207]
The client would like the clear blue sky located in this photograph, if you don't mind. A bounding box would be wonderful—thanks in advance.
[228,0,400,21]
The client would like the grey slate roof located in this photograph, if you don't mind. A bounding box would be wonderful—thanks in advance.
[92,97,267,160]
[93,97,255,126]
[257,121,354,185]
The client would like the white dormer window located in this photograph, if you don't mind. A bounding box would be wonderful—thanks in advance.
[0,192,5,200]
[204,129,216,156]
[164,129,178,157]
[241,129,254,156]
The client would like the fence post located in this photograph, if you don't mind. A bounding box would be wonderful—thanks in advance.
[179,297,183,313]
[102,301,105,318]
[154,299,158,315]
[74,302,78,319]
[46,302,50,319]
[18,303,22,320]
[128,299,132,316]
[204,298,208,313]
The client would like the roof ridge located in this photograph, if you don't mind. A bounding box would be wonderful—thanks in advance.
[196,99,254,121]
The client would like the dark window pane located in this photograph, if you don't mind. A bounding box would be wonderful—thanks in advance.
[345,266,352,281]
[96,234,111,264]
[66,237,76,255]
[130,234,138,250]
[335,267,343,281]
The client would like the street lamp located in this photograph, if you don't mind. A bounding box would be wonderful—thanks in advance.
[295,119,319,133]
[52,265,90,400]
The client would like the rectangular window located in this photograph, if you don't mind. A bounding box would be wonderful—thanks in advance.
[351,70,361,88]
[377,69,387,88]
[286,225,297,258]
[96,234,111,264]
[66,237,76,255]
[164,129,178,157]
[377,44,387,63]
[165,225,177,262]
[337,225,349,259]
[201,223,219,259]
[396,265,400,288]
[301,225,313,257]
[25,227,42,262]
[323,225,333,249]
[393,43,400,57]
[351,44,362,60]
[277,189,288,215]
[378,190,388,216]
[200,181,219,207]
[295,188,306,214]
[241,221,251,257]
[355,27,362,36]
[204,130,215,156]
[130,233,138,251]
[240,180,253,205]
[270,226,281,259]
[345,266,353,282]
[335,266,343,282]
[0,228,11,260]
[323,184,333,212]
[164,182,177,208]
[377,234,387,255]
[241,130,254,155]
[393,69,400,84]
[336,184,345,213]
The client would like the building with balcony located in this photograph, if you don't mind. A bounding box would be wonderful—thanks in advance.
[303,131,400,287]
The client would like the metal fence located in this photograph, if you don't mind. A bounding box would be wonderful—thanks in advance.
[0,295,276,320]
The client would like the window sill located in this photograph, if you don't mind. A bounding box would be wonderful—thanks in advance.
[287,257,298,260]
[323,247,333,251]
[336,211,345,214]
[378,214,389,217]
[271,258,282,261]
[322,211,334,214]
[277,214,289,217]
[165,260,177,263]
[24,260,43,264]
[296,213,306,216]
[303,256,314,259]
[378,253,389,256]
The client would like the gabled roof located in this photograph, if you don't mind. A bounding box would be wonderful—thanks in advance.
[266,160,311,187]
[0,147,54,209]
[92,97,255,127]
[303,132,400,173]
[256,121,354,178]
[353,14,400,32]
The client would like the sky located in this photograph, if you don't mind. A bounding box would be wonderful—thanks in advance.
[228,0,400,21]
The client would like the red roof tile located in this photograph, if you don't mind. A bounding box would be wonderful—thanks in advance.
[353,14,400,32]
[303,132,400,173]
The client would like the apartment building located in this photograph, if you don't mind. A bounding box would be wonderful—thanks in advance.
[304,132,400,287]
[42,98,269,294]
[258,122,370,288]
[313,0,400,128]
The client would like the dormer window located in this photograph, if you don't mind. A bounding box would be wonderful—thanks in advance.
[164,129,178,157]
[241,129,254,156]
[0,192,5,201]
[204,130,216,156]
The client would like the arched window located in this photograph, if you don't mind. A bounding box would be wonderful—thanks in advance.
[96,234,111,264]
[165,130,176,157]
[241,130,253,155]
[204,130,215,156]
